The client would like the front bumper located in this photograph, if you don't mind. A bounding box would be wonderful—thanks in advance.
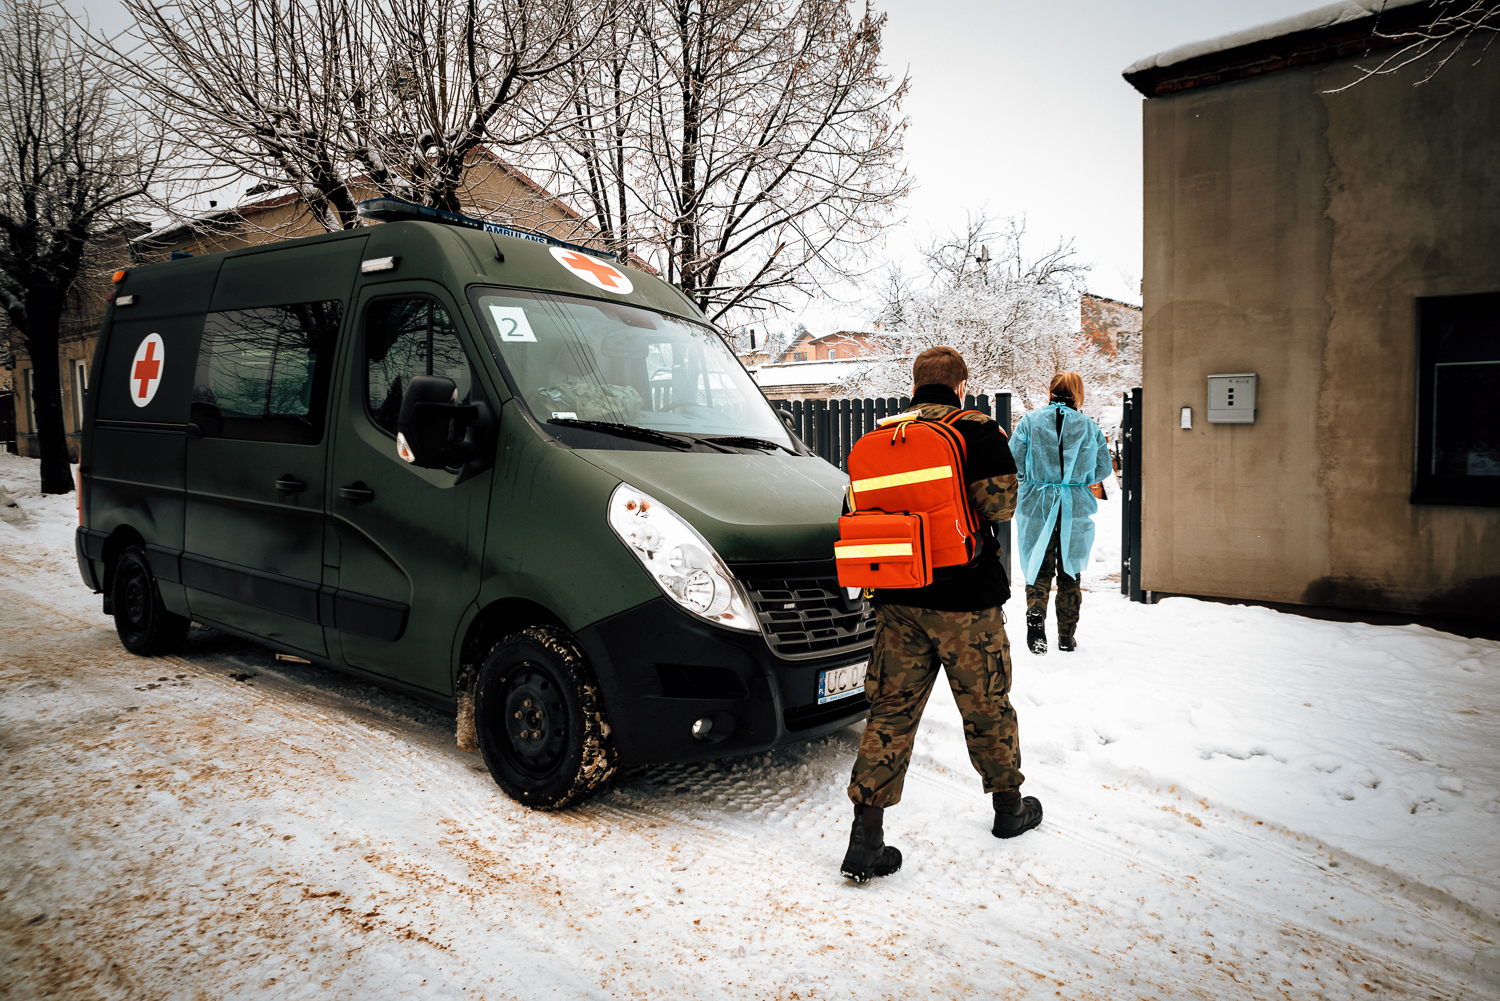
[574,596,872,767]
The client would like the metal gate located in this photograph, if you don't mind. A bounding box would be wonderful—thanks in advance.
[1120,387,1144,602]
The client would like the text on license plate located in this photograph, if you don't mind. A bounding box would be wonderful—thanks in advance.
[817,661,868,704]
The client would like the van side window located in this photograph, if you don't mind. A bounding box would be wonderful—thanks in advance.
[365,297,473,435]
[191,301,343,444]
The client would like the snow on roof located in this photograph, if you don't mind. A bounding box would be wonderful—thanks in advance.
[752,358,877,388]
[1124,0,1425,75]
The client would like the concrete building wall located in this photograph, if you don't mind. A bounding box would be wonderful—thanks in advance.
[1140,43,1500,619]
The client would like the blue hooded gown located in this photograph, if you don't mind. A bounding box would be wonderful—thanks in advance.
[1009,403,1113,585]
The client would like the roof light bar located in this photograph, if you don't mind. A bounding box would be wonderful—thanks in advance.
[356,197,618,263]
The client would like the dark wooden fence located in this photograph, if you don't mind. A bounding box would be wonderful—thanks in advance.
[773,393,1011,471]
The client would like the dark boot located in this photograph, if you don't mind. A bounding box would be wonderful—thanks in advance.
[992,790,1044,839]
[840,804,902,883]
[1057,635,1076,652]
[1026,612,1047,656]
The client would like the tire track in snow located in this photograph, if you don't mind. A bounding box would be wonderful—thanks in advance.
[3,549,1494,999]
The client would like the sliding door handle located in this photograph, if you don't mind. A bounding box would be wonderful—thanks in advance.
[275,476,307,494]
[339,484,375,504]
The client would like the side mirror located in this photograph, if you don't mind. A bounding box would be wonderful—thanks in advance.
[396,375,479,469]
[777,408,796,432]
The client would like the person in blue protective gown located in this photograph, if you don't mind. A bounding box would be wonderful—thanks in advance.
[1009,372,1113,654]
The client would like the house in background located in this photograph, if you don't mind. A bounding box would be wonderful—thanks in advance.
[744,329,891,401]
[3,154,602,462]
[1126,0,1499,621]
[1080,292,1141,363]
[2,222,149,462]
[776,330,884,363]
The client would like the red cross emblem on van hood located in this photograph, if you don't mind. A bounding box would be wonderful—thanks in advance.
[130,334,165,408]
[549,246,633,295]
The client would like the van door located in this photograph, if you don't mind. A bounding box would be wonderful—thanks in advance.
[181,238,365,655]
[326,284,494,694]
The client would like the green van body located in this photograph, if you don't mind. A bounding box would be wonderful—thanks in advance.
[77,220,875,787]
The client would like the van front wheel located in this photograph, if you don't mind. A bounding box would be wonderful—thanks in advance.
[112,547,189,656]
[475,626,617,809]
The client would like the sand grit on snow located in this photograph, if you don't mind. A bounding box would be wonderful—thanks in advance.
[1,451,1498,998]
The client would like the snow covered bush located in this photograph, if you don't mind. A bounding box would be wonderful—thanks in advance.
[842,213,1129,424]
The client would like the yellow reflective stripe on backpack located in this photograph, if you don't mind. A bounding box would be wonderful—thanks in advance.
[850,464,953,493]
[834,542,914,559]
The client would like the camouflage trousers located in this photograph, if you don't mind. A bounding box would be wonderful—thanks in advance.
[1025,524,1081,638]
[848,604,1022,808]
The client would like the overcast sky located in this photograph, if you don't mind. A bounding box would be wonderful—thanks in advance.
[73,0,1319,328]
[800,0,1321,330]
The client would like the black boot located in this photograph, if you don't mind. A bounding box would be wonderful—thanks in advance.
[1026,612,1047,656]
[1057,635,1076,652]
[992,790,1044,839]
[840,804,902,883]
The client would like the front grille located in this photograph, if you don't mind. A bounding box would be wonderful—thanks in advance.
[784,694,869,732]
[744,576,877,660]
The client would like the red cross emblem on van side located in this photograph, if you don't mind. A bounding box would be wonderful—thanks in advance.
[134,341,160,398]
[129,334,165,408]
[560,251,624,287]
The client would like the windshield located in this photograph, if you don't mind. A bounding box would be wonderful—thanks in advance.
[472,288,793,448]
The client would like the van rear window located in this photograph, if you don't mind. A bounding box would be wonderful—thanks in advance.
[190,302,342,445]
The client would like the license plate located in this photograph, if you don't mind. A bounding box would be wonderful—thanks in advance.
[818,661,868,704]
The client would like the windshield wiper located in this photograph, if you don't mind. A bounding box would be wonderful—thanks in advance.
[547,418,695,450]
[702,435,797,455]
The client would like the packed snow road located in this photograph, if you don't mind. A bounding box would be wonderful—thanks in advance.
[2,455,1498,999]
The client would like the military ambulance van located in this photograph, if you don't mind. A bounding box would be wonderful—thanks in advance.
[76,199,875,808]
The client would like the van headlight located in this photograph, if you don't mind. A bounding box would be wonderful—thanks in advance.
[607,482,759,633]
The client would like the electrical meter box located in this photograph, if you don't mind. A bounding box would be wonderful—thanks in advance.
[1207,373,1257,424]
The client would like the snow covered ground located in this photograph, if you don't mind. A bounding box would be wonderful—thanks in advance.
[2,451,1497,999]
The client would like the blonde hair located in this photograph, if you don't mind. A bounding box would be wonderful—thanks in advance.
[1049,371,1085,409]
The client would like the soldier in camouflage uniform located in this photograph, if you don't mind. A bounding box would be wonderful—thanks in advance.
[841,347,1043,884]
[1025,526,1082,644]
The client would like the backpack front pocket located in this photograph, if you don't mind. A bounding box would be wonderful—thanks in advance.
[835,511,932,589]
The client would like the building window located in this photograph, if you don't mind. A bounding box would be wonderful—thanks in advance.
[826,348,836,360]
[792,351,806,362]
[71,358,88,430]
[1413,291,1500,506]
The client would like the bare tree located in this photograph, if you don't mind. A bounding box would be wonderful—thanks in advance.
[842,213,1121,421]
[109,0,603,231]
[532,13,657,258]
[532,0,911,324]
[0,0,158,494]
[1328,0,1500,91]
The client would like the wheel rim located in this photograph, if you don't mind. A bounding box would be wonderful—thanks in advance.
[122,568,150,632]
[500,663,568,776]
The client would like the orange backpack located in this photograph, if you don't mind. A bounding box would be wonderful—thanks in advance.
[835,410,982,590]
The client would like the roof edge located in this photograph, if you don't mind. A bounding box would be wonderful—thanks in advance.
[1123,0,1437,98]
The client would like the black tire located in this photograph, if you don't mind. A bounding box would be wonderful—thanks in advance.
[112,547,189,656]
[475,625,617,809]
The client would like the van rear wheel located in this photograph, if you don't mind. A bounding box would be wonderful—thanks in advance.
[112,547,189,656]
[475,626,617,809]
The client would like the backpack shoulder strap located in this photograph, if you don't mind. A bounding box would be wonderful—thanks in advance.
[939,408,986,426]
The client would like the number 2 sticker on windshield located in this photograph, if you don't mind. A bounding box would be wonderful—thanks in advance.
[488,304,537,343]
